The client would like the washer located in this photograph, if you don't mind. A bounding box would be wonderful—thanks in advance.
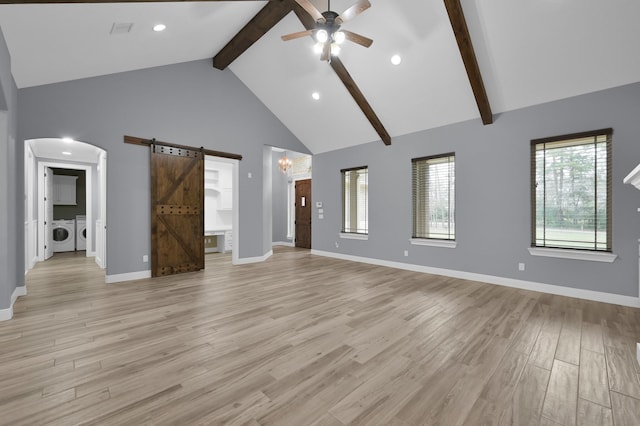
[76,215,87,251]
[52,219,75,252]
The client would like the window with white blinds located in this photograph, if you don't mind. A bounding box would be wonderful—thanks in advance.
[412,153,455,240]
[342,166,368,234]
[531,128,612,251]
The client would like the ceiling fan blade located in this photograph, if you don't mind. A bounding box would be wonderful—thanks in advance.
[320,43,331,61]
[281,30,313,42]
[342,30,373,48]
[294,0,326,23]
[337,0,371,24]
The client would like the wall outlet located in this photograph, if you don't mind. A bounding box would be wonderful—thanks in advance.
[335,241,339,248]
[318,214,324,219]
[143,255,149,263]
[518,262,525,271]
[404,250,409,257]
[248,172,252,178]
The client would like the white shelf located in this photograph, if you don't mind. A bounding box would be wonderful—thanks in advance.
[623,164,640,190]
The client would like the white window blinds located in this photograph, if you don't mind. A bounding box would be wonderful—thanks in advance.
[531,128,612,251]
[342,166,368,234]
[412,154,455,240]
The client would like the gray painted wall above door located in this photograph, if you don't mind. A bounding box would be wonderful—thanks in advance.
[18,58,310,278]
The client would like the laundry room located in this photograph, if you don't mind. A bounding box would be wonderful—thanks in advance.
[51,168,87,253]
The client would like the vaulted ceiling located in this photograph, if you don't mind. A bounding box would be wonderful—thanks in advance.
[1,0,639,154]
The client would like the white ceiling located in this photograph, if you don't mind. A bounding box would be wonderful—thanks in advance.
[2,0,640,154]
[29,138,104,163]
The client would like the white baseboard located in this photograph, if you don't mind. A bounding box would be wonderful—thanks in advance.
[87,250,96,258]
[637,343,639,368]
[0,286,27,321]
[105,270,151,284]
[235,250,273,265]
[272,241,294,247]
[310,250,640,308]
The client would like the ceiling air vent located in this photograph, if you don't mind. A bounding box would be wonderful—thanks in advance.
[110,22,134,35]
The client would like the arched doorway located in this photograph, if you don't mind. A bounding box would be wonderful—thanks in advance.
[24,138,107,273]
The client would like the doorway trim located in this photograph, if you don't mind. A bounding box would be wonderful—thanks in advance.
[205,155,240,265]
[37,161,93,262]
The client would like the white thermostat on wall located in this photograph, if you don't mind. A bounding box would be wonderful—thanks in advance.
[316,201,322,208]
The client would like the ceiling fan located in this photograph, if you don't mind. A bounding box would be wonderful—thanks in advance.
[281,0,373,61]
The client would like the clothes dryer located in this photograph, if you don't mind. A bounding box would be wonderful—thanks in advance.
[76,215,87,251]
[52,219,75,252]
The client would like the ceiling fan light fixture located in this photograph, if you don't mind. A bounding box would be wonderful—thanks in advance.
[316,29,328,43]
[333,31,345,44]
[331,43,341,56]
[313,42,324,54]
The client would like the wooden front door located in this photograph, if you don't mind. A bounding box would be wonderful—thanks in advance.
[151,144,204,277]
[295,179,311,249]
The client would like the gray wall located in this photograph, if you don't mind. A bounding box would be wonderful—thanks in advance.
[312,82,640,298]
[0,27,22,309]
[18,59,310,276]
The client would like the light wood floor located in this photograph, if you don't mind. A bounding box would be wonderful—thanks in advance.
[2,248,640,425]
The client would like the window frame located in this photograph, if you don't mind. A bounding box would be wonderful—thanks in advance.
[411,152,456,243]
[341,165,369,236]
[530,128,613,253]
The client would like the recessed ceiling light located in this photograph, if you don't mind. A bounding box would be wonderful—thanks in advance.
[153,24,166,32]
[62,137,74,143]
[391,54,402,65]
[312,92,320,101]
[62,151,72,155]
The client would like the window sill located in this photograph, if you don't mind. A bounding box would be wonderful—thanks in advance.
[528,247,617,263]
[410,238,457,248]
[340,232,368,241]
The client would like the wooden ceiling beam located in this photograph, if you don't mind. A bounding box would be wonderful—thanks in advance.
[443,0,493,125]
[292,1,391,146]
[212,0,293,70]
[329,58,391,145]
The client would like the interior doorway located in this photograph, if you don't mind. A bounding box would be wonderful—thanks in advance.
[270,148,312,250]
[25,138,107,275]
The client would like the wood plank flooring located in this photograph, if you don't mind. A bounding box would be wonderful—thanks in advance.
[2,247,640,425]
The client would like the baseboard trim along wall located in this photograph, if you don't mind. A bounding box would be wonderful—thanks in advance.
[310,250,640,309]
[272,241,295,247]
[0,286,28,321]
[235,250,273,265]
[104,250,275,283]
[105,270,152,284]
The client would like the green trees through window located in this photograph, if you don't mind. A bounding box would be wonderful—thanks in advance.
[412,153,456,240]
[531,129,612,251]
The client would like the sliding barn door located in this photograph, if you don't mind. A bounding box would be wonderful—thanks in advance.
[151,144,204,277]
